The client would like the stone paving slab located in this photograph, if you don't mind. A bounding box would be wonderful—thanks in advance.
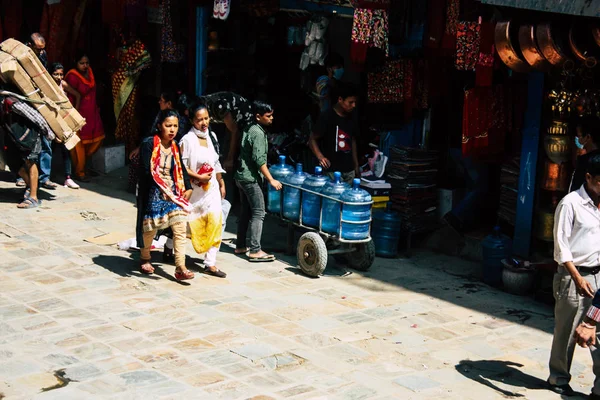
[0,169,593,399]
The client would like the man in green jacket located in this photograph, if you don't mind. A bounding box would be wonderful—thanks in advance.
[234,101,281,262]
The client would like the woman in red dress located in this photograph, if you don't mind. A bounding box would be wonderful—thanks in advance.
[65,52,105,182]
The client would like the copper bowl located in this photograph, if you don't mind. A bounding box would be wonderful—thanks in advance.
[544,134,572,164]
[541,160,571,192]
[569,24,600,63]
[536,23,571,67]
[519,24,551,70]
[495,21,531,73]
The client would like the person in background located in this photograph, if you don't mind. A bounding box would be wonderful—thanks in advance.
[65,52,105,182]
[136,109,194,281]
[548,154,600,397]
[308,82,360,184]
[315,52,345,113]
[197,92,254,172]
[49,62,80,189]
[16,33,56,190]
[570,116,600,192]
[234,101,281,262]
[179,104,227,278]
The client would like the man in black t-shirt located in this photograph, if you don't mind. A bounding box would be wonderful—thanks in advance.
[308,83,360,183]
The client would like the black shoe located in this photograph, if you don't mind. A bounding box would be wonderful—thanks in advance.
[547,382,574,396]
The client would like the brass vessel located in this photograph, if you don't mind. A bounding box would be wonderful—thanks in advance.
[547,120,569,136]
[536,23,570,66]
[535,209,555,242]
[544,134,572,164]
[541,160,571,192]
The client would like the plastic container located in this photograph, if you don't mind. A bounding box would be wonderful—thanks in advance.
[372,202,401,257]
[340,178,372,240]
[301,166,329,227]
[283,163,308,221]
[320,171,349,234]
[481,226,512,286]
[267,155,294,213]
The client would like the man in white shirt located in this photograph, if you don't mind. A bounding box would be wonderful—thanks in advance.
[548,154,600,398]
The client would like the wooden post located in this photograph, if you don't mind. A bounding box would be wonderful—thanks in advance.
[513,72,544,257]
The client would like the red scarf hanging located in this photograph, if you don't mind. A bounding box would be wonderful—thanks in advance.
[150,135,191,213]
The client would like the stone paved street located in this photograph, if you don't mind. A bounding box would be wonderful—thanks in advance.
[0,168,594,399]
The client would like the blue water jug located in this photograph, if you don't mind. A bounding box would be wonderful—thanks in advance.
[283,163,308,221]
[340,178,372,240]
[267,155,294,213]
[372,202,401,257]
[301,166,329,227]
[481,226,512,286]
[320,171,349,234]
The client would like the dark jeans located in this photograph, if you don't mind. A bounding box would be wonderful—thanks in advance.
[236,180,265,253]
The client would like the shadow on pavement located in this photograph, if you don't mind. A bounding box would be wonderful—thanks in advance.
[92,254,192,286]
[455,360,588,399]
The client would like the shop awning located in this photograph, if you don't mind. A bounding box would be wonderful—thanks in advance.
[479,0,600,17]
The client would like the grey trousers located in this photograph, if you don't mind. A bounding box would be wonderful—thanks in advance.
[548,266,600,394]
[236,180,265,253]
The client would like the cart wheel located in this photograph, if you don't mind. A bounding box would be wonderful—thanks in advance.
[347,241,375,271]
[297,232,328,277]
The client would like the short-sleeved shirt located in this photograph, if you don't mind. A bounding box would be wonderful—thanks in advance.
[313,108,359,173]
[200,92,253,127]
[234,124,268,184]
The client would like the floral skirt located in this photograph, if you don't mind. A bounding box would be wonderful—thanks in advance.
[142,186,188,232]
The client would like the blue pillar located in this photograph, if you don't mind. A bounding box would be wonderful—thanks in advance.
[195,6,208,96]
[513,72,544,257]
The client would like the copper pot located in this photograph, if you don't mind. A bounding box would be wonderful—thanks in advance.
[495,21,531,73]
[519,24,551,70]
[593,25,600,47]
[547,120,569,136]
[536,23,570,67]
[544,134,572,164]
[569,24,599,63]
[534,209,555,242]
[541,160,571,192]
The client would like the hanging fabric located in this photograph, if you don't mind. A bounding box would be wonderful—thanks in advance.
[425,0,446,50]
[161,0,185,62]
[462,85,506,158]
[367,60,404,103]
[476,21,495,87]
[455,21,480,71]
[442,0,460,50]
[351,8,389,68]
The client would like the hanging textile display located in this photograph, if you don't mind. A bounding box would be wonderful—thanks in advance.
[112,40,152,154]
[367,60,404,103]
[455,21,480,71]
[476,21,495,86]
[161,0,185,62]
[462,85,506,158]
[39,0,82,64]
[351,8,389,67]
[442,0,460,49]
[425,0,446,50]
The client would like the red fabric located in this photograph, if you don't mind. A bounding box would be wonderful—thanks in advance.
[1,0,21,40]
[442,0,459,50]
[351,42,368,69]
[65,68,105,143]
[476,22,495,87]
[102,0,126,25]
[455,21,481,71]
[40,0,81,65]
[462,85,506,159]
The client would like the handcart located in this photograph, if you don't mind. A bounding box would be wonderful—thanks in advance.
[269,181,376,277]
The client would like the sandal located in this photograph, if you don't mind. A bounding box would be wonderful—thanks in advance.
[16,179,26,187]
[248,254,276,263]
[140,259,155,274]
[17,196,41,209]
[23,188,30,199]
[175,268,194,281]
[40,180,57,190]
[203,266,227,278]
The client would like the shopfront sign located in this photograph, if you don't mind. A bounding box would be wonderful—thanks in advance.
[479,0,600,17]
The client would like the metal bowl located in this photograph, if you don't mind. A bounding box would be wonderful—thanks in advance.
[495,21,531,73]
[519,24,551,70]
